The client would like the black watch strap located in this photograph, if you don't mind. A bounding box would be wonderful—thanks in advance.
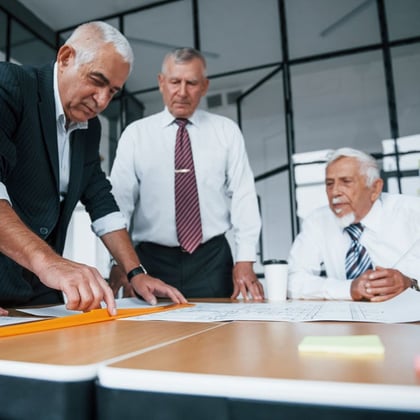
[127,265,147,282]
[410,278,420,292]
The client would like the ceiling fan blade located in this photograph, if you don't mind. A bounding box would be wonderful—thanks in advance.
[320,0,374,37]
[127,37,220,58]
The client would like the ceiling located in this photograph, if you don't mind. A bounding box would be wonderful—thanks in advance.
[19,0,157,30]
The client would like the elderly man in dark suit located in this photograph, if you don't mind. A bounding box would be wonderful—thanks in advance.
[0,21,186,315]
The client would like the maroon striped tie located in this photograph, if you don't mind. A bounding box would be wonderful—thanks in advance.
[174,118,202,253]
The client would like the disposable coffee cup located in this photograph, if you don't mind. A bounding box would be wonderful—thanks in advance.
[263,259,288,301]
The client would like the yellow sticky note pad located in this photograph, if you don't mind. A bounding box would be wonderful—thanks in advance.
[298,334,384,356]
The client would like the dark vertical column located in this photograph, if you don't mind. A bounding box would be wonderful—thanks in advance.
[192,0,201,51]
[278,0,299,238]
[377,0,402,192]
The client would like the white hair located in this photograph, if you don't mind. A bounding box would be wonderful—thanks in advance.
[326,147,380,187]
[65,21,134,74]
[161,47,207,77]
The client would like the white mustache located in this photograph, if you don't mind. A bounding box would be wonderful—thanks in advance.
[332,197,343,205]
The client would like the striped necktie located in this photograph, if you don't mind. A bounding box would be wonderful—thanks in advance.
[174,118,202,253]
[344,223,373,279]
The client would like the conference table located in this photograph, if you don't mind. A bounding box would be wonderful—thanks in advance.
[96,319,420,420]
[0,311,220,420]
[0,300,419,420]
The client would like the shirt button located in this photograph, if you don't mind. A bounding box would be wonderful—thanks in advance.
[39,227,49,235]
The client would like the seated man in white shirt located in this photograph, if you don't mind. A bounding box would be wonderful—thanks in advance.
[288,147,420,301]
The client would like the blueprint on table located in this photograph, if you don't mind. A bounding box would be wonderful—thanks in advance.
[124,289,420,323]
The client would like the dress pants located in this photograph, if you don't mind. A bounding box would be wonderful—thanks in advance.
[135,235,234,298]
[0,268,64,308]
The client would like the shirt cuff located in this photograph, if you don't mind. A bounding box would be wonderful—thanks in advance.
[323,278,353,300]
[0,182,11,203]
[235,243,258,263]
[91,211,127,237]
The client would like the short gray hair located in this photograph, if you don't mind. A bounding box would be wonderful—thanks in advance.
[65,21,134,74]
[326,147,380,187]
[161,47,207,77]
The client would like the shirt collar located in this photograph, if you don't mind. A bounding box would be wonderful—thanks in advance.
[335,194,384,233]
[360,194,383,232]
[53,62,88,132]
[162,106,200,128]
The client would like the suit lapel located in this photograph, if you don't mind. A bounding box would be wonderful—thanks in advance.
[37,64,60,193]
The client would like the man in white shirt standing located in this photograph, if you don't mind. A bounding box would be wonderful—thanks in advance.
[288,147,420,301]
[109,47,263,300]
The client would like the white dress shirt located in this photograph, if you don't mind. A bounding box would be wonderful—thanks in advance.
[53,63,87,200]
[288,193,420,300]
[110,107,261,262]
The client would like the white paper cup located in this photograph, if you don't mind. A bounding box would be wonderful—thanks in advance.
[263,259,288,301]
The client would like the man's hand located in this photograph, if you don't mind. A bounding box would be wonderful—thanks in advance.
[109,264,187,305]
[131,274,187,305]
[231,261,264,301]
[351,266,411,302]
[0,307,8,316]
[0,201,116,315]
[36,257,117,315]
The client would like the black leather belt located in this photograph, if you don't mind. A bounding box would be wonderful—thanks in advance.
[138,235,225,254]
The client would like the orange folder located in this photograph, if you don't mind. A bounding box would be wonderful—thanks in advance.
[0,303,194,338]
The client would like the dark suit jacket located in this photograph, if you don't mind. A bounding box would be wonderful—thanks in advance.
[0,61,119,304]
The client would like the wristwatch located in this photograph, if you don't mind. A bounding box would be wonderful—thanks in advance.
[127,264,148,282]
[410,278,420,292]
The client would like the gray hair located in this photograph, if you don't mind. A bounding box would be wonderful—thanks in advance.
[326,147,380,187]
[161,47,207,77]
[65,21,134,74]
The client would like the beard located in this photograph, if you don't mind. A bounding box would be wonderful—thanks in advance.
[335,211,356,228]
[330,197,356,228]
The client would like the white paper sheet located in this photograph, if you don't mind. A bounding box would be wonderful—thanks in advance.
[18,297,167,318]
[124,289,420,323]
[0,316,45,326]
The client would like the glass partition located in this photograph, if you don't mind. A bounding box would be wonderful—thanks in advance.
[386,0,420,41]
[10,20,55,65]
[391,43,420,137]
[104,93,145,172]
[286,0,381,59]
[255,172,292,274]
[124,1,194,93]
[199,0,281,74]
[240,67,292,266]
[241,69,286,176]
[291,51,390,154]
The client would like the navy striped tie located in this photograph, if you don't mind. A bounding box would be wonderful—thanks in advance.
[344,223,373,279]
[174,119,202,253]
